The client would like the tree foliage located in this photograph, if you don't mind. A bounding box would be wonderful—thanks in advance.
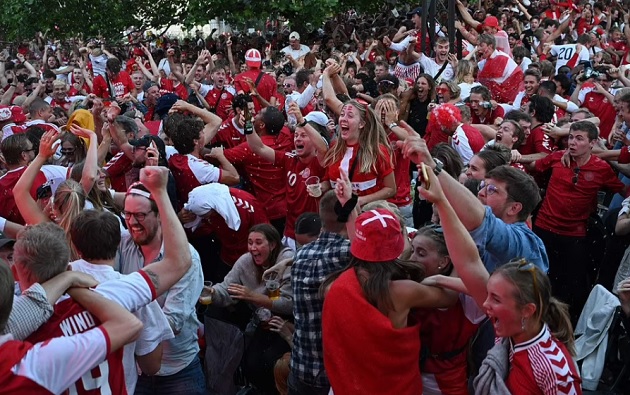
[0,0,412,42]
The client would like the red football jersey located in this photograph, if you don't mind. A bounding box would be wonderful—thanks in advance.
[233,70,276,112]
[274,150,325,238]
[204,86,234,120]
[223,136,290,220]
[213,117,247,149]
[168,153,222,206]
[325,143,395,198]
[93,71,135,99]
[103,151,133,193]
[519,125,554,156]
[534,151,624,237]
[193,187,269,265]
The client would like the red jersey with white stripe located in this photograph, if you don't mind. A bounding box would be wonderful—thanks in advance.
[168,153,222,206]
[103,151,133,192]
[452,124,485,165]
[387,132,412,207]
[0,329,109,395]
[25,271,156,395]
[477,50,523,103]
[223,136,291,220]
[550,44,590,74]
[274,150,325,238]
[0,165,67,225]
[506,325,582,395]
[194,187,268,265]
[1,123,27,139]
[24,119,61,133]
[203,86,235,120]
[470,106,505,126]
[233,70,276,113]
[213,117,247,149]
[326,143,394,197]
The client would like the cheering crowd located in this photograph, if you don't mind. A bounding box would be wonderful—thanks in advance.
[2,0,630,394]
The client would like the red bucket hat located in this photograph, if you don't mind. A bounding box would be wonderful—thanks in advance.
[350,209,404,262]
[483,16,500,29]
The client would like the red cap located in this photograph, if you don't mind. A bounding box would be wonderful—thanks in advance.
[351,209,404,262]
[483,16,499,29]
[245,49,262,68]
[0,105,26,123]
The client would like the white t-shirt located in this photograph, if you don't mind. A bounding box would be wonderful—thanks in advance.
[281,44,311,60]
[550,44,590,73]
[69,260,174,393]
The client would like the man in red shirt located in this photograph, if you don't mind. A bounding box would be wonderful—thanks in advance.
[516,95,555,164]
[223,106,292,235]
[93,58,136,100]
[210,94,254,149]
[141,81,161,122]
[24,99,60,133]
[532,120,625,322]
[244,101,328,249]
[233,49,277,112]
[201,66,235,120]
[168,116,240,207]
[469,85,505,128]
[571,66,618,141]
[0,134,66,225]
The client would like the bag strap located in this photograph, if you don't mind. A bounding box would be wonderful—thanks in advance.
[254,71,264,87]
[433,60,449,81]
[104,72,116,100]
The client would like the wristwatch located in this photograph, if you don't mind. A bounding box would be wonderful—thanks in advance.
[388,122,398,130]
[433,158,444,176]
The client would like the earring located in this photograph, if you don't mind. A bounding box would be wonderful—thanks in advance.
[521,317,526,331]
[437,265,443,270]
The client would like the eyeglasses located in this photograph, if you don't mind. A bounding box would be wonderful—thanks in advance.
[132,146,147,153]
[283,84,293,88]
[514,258,541,310]
[22,148,35,153]
[60,148,75,154]
[122,210,154,222]
[478,180,501,195]
[572,167,580,185]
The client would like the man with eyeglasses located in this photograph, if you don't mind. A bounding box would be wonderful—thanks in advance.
[116,181,206,395]
[284,69,320,118]
[530,120,625,323]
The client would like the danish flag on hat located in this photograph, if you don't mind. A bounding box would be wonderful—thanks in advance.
[350,208,404,262]
[245,48,262,68]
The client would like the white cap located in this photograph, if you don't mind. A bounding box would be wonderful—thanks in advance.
[304,111,329,127]
[289,31,300,41]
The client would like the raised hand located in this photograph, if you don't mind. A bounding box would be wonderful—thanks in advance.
[335,168,353,205]
[139,166,169,193]
[38,129,61,158]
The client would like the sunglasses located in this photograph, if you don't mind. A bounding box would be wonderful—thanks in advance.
[513,258,541,309]
[573,167,580,185]
[425,223,444,234]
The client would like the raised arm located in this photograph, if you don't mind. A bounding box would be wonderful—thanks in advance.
[169,100,222,143]
[322,64,344,116]
[13,130,59,225]
[245,117,276,163]
[418,165,490,308]
[138,167,193,296]
[398,125,487,230]
[70,125,99,194]
[456,0,482,29]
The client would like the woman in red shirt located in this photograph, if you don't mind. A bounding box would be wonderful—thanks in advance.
[323,100,396,206]
[420,169,582,395]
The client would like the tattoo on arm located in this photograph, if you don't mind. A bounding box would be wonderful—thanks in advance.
[144,269,160,291]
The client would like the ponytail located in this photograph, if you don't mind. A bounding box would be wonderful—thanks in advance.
[544,297,575,356]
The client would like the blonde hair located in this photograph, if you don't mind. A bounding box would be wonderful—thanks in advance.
[52,179,86,259]
[455,59,476,84]
[324,100,392,174]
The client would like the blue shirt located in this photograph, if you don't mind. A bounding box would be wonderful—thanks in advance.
[470,206,549,273]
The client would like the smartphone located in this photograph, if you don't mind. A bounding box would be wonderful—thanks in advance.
[147,141,157,159]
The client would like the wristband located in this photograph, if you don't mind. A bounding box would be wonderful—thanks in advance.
[298,119,308,127]
[334,194,359,223]
[0,216,6,233]
[244,121,254,135]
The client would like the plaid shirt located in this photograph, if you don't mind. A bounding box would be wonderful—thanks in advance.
[290,231,351,387]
